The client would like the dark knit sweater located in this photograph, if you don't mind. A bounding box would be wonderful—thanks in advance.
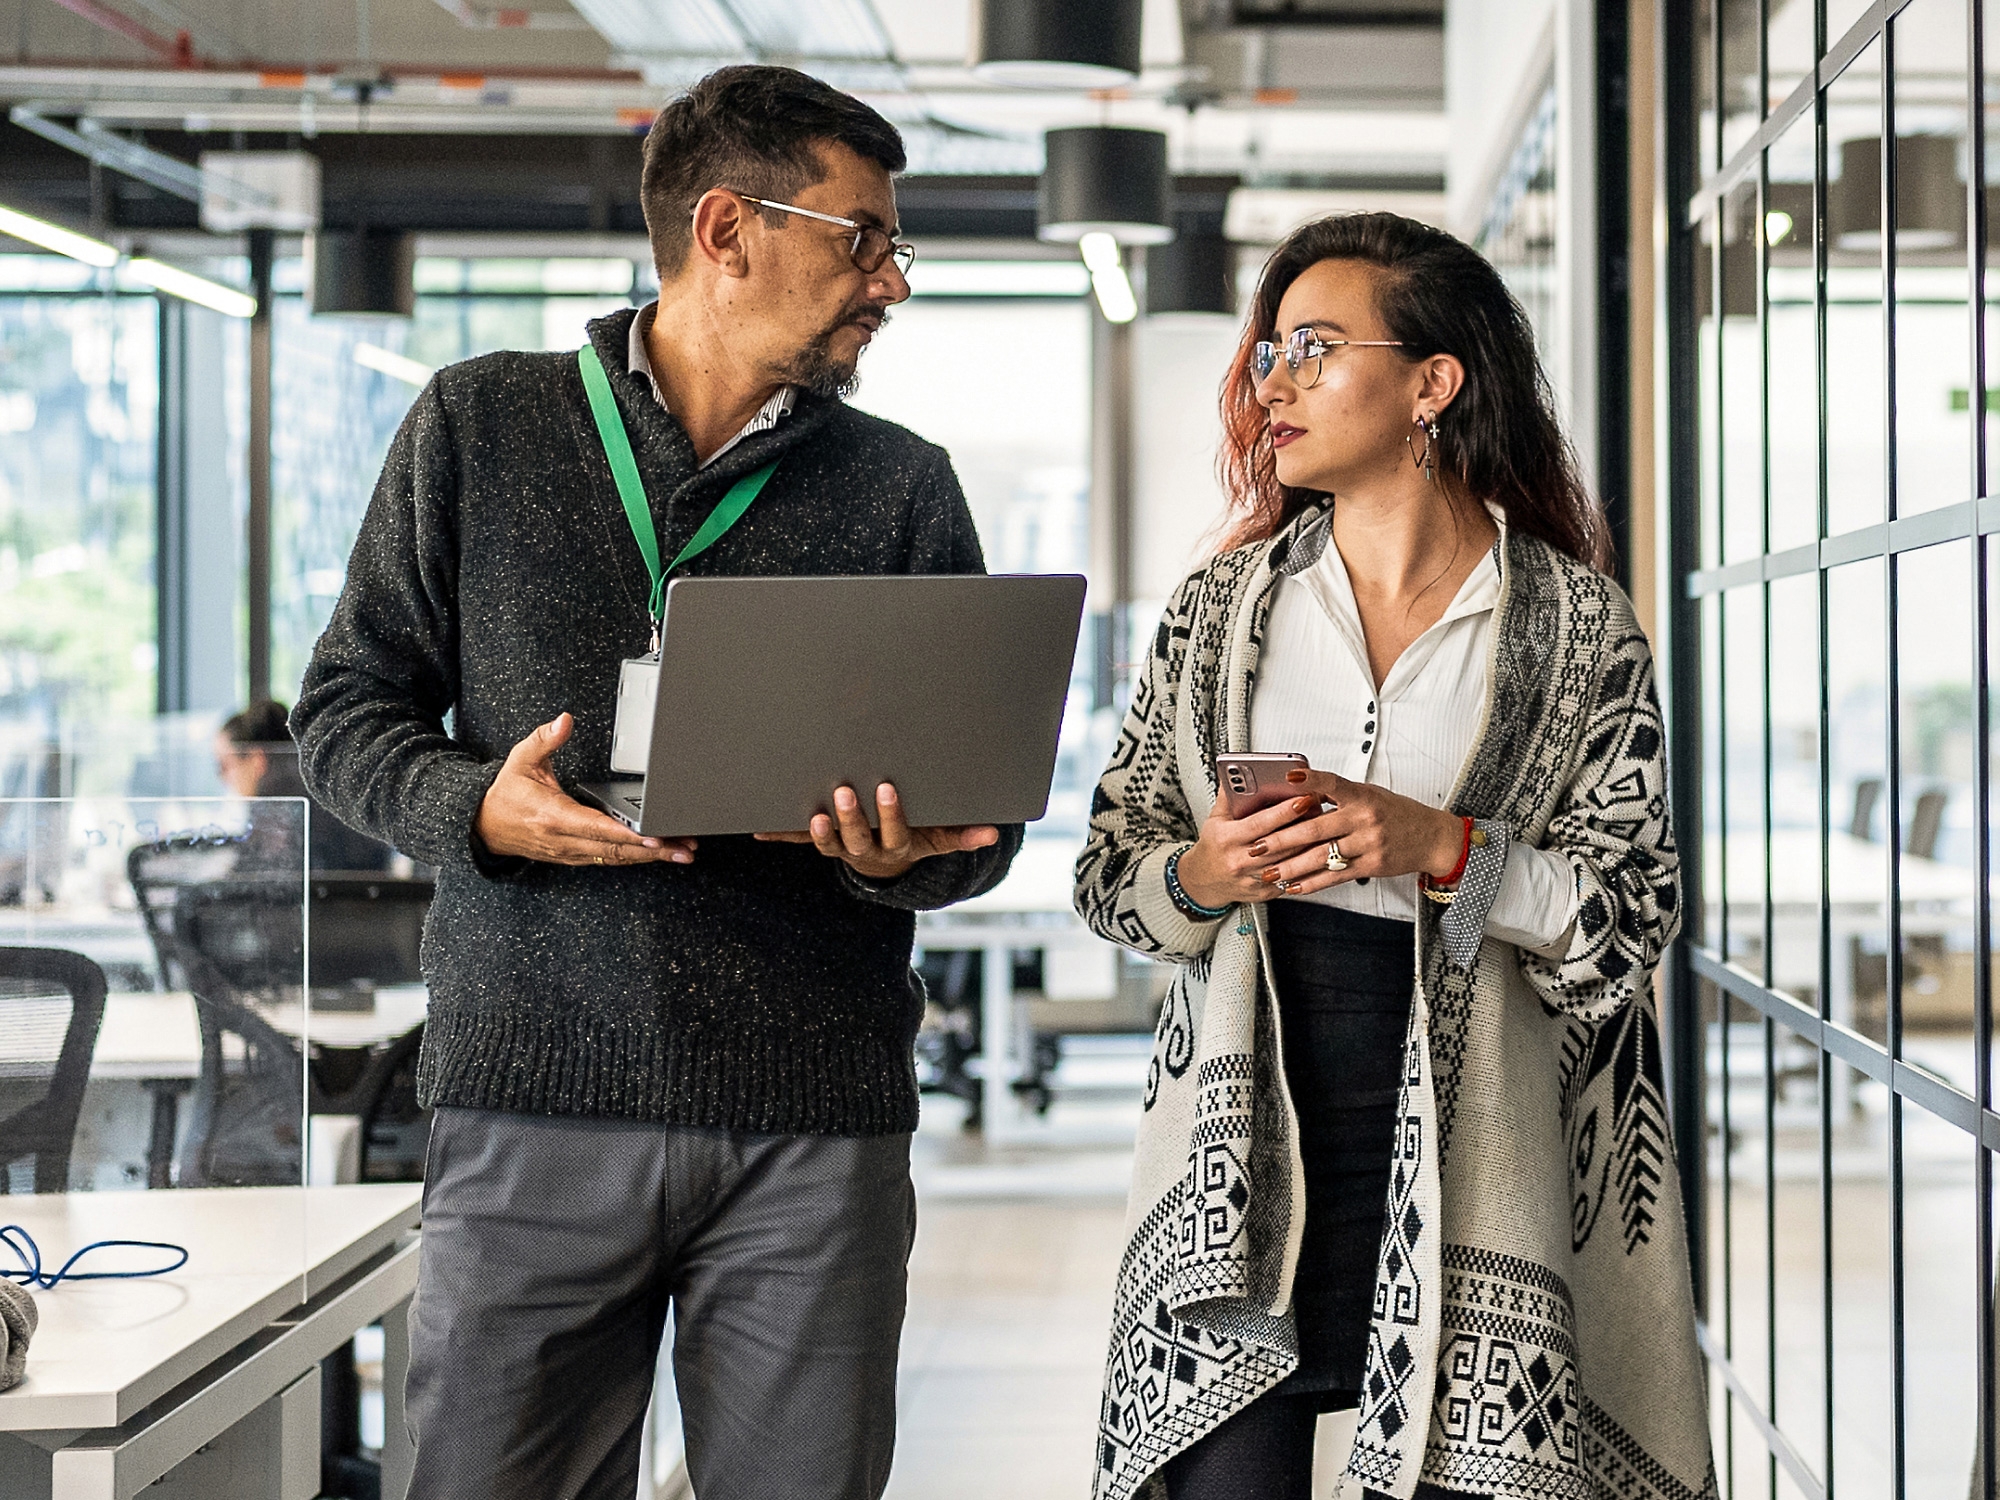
[292,308,1022,1135]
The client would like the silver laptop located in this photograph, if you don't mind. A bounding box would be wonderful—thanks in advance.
[579,574,1088,838]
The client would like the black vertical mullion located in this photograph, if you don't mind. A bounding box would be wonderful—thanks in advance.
[1964,0,1996,1491]
[1881,17,1910,1500]
[1815,26,1838,1500]
[1665,0,1710,1349]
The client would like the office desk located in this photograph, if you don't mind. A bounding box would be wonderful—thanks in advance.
[66,987,429,1189]
[916,840,1126,1141]
[0,1183,422,1500]
[82,985,431,1081]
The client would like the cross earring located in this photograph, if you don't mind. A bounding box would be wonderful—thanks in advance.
[1406,413,1440,482]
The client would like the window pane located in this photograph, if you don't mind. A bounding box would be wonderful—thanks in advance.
[1902,1103,1980,1492]
[1828,41,1889,536]
[1830,1063,1895,1498]
[1723,0,1762,165]
[1891,0,1973,516]
[1698,0,1720,178]
[1700,222,1725,571]
[1769,571,1821,1001]
[1769,106,1821,553]
[1895,542,1975,1094]
[1724,584,1769,966]
[0,293,159,747]
[1828,0,1874,53]
[1769,0,1815,109]
[1723,180,1768,565]
[1828,557,1891,1042]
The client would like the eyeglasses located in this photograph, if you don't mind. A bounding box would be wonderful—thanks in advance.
[729,193,917,277]
[1252,327,1404,389]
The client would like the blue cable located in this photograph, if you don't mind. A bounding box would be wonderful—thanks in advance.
[0,1225,189,1290]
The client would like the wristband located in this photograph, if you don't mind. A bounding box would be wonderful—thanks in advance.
[1165,848,1232,921]
[1420,817,1480,894]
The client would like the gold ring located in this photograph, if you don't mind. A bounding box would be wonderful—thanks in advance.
[595,855,604,865]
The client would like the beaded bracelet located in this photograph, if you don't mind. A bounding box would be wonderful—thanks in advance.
[1165,848,1232,920]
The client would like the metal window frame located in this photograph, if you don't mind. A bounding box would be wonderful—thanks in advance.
[1666,0,1999,1494]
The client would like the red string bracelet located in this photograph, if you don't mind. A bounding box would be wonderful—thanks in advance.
[1423,816,1475,890]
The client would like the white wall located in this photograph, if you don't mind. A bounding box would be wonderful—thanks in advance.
[1130,313,1247,607]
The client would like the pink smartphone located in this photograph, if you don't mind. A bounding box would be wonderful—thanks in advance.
[1214,753,1311,819]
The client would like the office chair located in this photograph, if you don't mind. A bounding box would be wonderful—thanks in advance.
[1907,788,1949,862]
[1849,777,1883,842]
[0,947,108,1193]
[354,1022,429,1183]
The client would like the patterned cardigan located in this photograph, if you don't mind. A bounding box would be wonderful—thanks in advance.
[1073,504,1716,1500]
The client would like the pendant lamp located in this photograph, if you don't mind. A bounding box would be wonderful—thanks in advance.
[307,228,417,317]
[1828,135,1964,252]
[972,0,1142,88]
[1145,231,1235,315]
[1038,127,1173,246]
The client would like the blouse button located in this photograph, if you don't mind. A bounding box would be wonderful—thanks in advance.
[1356,877,1370,886]
[1364,720,1375,734]
[1361,740,1372,753]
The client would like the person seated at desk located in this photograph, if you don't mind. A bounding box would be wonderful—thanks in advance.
[215,700,395,873]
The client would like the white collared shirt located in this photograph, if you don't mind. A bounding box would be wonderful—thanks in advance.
[1248,526,1580,952]
[627,301,795,468]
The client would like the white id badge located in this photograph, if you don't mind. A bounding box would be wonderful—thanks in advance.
[611,653,659,774]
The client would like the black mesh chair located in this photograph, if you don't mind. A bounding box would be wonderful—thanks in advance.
[172,888,314,1188]
[0,948,108,1193]
[354,1022,430,1183]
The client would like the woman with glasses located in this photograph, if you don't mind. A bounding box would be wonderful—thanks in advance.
[1074,213,1711,1500]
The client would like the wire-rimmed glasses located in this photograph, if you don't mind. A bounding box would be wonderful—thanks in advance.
[1251,327,1405,389]
[729,192,917,276]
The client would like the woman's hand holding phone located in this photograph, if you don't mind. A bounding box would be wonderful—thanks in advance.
[1175,759,1469,909]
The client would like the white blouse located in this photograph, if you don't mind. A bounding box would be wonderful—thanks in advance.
[1248,527,1580,953]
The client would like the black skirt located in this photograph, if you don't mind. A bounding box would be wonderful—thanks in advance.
[1263,898,1415,1402]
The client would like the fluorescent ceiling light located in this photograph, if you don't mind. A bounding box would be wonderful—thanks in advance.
[0,203,118,267]
[904,260,1090,297]
[1078,232,1137,323]
[354,342,434,387]
[123,258,258,318]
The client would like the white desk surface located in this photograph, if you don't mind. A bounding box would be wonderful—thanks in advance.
[926,839,1080,920]
[82,987,428,1080]
[0,1182,422,1431]
[1704,827,1969,910]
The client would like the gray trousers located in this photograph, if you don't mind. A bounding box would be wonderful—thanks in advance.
[402,1107,917,1500]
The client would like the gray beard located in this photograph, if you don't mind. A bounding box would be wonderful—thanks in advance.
[781,307,891,399]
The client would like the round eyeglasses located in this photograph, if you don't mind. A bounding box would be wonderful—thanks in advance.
[730,193,917,276]
[1252,327,1405,389]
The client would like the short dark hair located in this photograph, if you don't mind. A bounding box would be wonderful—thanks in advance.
[221,699,293,745]
[639,65,907,277]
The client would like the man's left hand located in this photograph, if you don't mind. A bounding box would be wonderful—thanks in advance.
[754,782,998,880]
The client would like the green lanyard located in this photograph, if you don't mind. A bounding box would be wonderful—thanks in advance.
[578,344,780,630]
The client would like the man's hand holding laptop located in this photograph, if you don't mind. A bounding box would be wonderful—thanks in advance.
[476,711,997,879]
[755,781,999,879]
[475,712,697,866]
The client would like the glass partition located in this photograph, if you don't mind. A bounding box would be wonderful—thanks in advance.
[1673,0,1998,1491]
[0,795,315,1196]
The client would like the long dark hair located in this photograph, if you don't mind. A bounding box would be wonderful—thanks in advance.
[1217,212,1608,570]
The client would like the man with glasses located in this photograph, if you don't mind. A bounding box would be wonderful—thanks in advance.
[292,65,1020,1500]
